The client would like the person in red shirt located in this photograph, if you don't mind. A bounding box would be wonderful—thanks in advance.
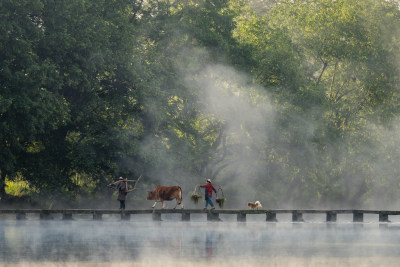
[197,179,217,210]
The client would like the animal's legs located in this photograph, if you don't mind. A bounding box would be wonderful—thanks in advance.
[178,189,184,209]
[152,202,157,208]
[176,189,183,209]
[162,201,166,209]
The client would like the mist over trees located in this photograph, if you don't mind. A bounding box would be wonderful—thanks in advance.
[1,0,400,209]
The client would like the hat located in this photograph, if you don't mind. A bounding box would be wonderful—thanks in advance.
[119,177,124,180]
[206,179,211,183]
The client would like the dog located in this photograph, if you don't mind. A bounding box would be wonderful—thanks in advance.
[248,201,262,210]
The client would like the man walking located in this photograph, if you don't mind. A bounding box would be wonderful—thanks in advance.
[197,179,217,210]
[108,177,136,210]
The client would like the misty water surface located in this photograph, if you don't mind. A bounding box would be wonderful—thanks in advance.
[1,215,400,266]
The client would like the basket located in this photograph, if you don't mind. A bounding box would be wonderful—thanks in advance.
[190,185,202,204]
[215,187,226,208]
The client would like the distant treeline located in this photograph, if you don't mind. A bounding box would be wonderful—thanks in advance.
[1,0,400,208]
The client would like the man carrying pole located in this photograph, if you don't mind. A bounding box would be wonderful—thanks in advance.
[107,175,142,210]
[197,178,217,210]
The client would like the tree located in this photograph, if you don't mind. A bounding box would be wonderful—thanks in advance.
[0,0,69,201]
[129,0,243,186]
[1,0,147,202]
[232,0,400,205]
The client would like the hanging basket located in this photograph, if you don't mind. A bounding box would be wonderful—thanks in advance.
[215,187,226,208]
[190,185,202,204]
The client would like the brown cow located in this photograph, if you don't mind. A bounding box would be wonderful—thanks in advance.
[146,185,184,209]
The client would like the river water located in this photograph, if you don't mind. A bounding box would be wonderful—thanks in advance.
[1,214,400,267]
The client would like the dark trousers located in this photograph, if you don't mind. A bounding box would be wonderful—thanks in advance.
[119,200,126,210]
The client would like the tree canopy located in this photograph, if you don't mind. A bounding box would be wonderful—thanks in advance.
[1,0,400,209]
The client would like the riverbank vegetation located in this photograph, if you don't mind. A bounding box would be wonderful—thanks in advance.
[1,0,400,209]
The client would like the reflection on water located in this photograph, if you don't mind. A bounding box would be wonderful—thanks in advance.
[1,218,400,266]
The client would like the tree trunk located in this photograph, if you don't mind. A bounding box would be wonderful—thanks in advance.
[0,171,8,202]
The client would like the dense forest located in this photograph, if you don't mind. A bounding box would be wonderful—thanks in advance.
[1,0,400,209]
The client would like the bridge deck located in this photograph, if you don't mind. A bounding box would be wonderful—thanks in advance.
[0,209,399,222]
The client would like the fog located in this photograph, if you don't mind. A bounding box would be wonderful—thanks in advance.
[134,44,400,211]
[136,59,277,210]
[93,0,400,214]
[2,219,400,267]
[185,63,276,209]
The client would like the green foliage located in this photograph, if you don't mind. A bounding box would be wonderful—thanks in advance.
[1,0,400,209]
[231,0,400,206]
[5,176,31,197]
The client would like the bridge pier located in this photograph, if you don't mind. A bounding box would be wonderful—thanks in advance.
[237,213,246,222]
[121,213,130,220]
[182,212,190,221]
[266,212,277,222]
[152,210,161,221]
[207,211,220,221]
[62,213,73,220]
[353,211,363,222]
[326,211,337,222]
[40,211,54,220]
[379,213,389,222]
[93,212,102,220]
[292,211,304,222]
[16,213,26,220]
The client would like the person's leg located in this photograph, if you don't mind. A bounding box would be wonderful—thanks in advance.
[205,195,210,209]
[121,200,126,210]
[208,195,215,208]
[119,200,123,209]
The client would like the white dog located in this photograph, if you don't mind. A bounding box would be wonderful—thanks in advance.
[248,201,262,210]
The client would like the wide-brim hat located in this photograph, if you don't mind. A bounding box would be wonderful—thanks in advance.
[206,178,211,183]
[119,177,124,180]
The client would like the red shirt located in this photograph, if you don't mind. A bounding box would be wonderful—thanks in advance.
[201,183,217,196]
